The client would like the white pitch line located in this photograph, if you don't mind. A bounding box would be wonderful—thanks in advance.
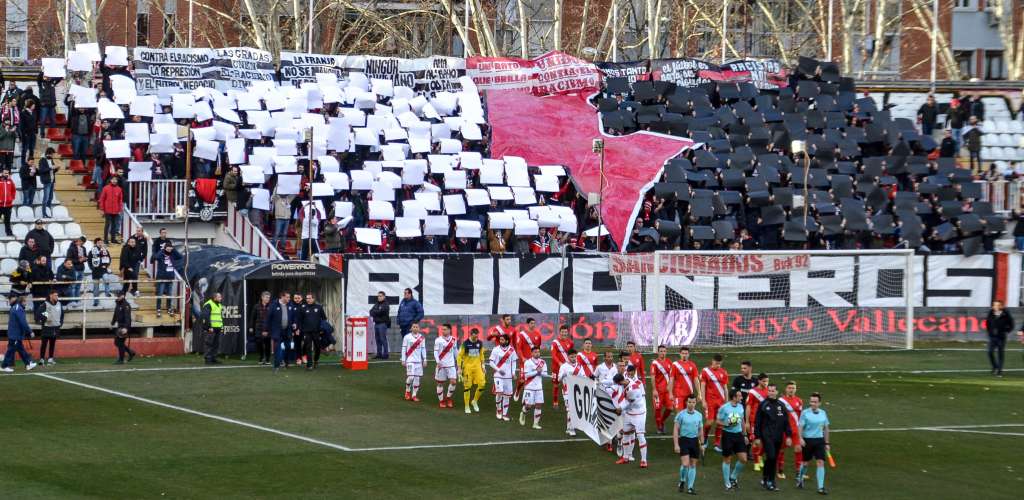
[9,364,261,377]
[919,427,1024,437]
[34,373,354,452]
[774,368,1024,376]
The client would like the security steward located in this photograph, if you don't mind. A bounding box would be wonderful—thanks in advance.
[753,383,792,492]
[201,292,224,365]
[298,293,327,370]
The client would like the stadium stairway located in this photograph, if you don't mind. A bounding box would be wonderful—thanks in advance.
[2,115,184,334]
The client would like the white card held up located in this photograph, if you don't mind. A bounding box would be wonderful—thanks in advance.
[149,133,175,153]
[427,155,455,174]
[355,227,383,246]
[317,155,340,173]
[191,126,217,142]
[124,123,150,143]
[274,139,298,156]
[538,164,567,177]
[443,194,466,215]
[369,200,396,221]
[226,138,246,164]
[77,42,101,61]
[394,216,422,238]
[414,191,441,211]
[464,189,490,206]
[512,186,537,205]
[424,215,450,236]
[445,170,467,190]
[42,58,66,78]
[455,220,482,239]
[479,161,505,185]
[193,140,220,161]
[193,100,214,122]
[381,143,407,162]
[240,165,265,184]
[103,140,130,158]
[488,212,515,230]
[402,200,428,219]
[534,174,561,192]
[439,138,462,154]
[350,170,374,190]
[459,152,483,170]
[461,123,483,141]
[104,45,129,65]
[487,186,514,201]
[505,209,530,220]
[504,157,531,186]
[129,95,157,117]
[558,214,579,233]
[536,211,561,228]
[402,162,426,186]
[377,171,402,189]
[251,188,271,210]
[128,168,152,182]
[273,156,298,173]
[276,174,302,195]
[97,99,124,120]
[311,182,334,198]
[371,181,396,202]
[67,51,92,72]
[334,201,354,219]
[354,128,380,147]
[514,219,539,236]
[323,172,349,190]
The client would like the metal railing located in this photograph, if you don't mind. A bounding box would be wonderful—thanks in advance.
[980,180,1022,214]
[124,180,187,219]
[226,202,284,260]
[121,206,189,340]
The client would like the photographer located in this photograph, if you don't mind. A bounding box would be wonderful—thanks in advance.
[200,292,224,365]
[111,291,136,364]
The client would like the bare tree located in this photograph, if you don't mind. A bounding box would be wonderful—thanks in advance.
[990,0,1024,79]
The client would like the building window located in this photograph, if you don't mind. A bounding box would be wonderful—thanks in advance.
[953,0,975,9]
[985,50,1006,80]
[137,14,149,46]
[955,50,974,79]
[162,14,176,47]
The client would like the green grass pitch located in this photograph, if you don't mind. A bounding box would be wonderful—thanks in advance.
[2,343,1022,499]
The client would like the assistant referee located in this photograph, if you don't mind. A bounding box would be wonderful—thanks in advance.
[753,383,791,492]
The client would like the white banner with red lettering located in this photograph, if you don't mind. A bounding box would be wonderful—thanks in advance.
[466,51,601,96]
[609,253,811,276]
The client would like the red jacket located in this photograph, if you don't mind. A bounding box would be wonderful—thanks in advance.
[0,177,15,207]
[98,184,124,215]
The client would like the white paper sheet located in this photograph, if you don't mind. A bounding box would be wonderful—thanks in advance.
[311,182,334,197]
[487,186,514,201]
[251,188,271,210]
[514,219,539,236]
[455,220,482,238]
[276,174,302,195]
[465,189,490,206]
[371,181,396,202]
[273,156,298,173]
[414,191,441,211]
[504,157,531,187]
[193,140,220,161]
[355,227,383,246]
[394,216,421,238]
[402,200,428,219]
[103,140,130,158]
[123,123,150,143]
[42,58,66,78]
[240,165,265,184]
[512,187,537,205]
[350,170,374,190]
[480,161,505,184]
[323,172,349,191]
[488,212,515,230]
[534,174,561,192]
[443,194,466,215]
[445,170,467,190]
[424,215,450,236]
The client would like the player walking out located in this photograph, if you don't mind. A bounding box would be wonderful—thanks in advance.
[519,346,547,429]
[797,392,831,495]
[754,384,792,492]
[747,373,770,470]
[669,347,700,414]
[578,339,598,378]
[673,394,704,495]
[457,329,487,413]
[778,381,804,480]
[433,324,458,408]
[614,371,649,468]
[732,360,755,404]
[718,389,750,491]
[513,318,541,401]
[401,323,428,402]
[625,341,646,385]
[489,334,518,421]
[650,345,674,434]
[596,351,618,393]
[550,325,573,408]
[558,349,583,435]
[700,354,730,450]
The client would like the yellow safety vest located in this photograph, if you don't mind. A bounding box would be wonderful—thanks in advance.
[204,300,223,328]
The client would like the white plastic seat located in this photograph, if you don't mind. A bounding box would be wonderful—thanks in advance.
[47,223,64,239]
[1010,121,1024,133]
[64,222,83,239]
[11,176,20,189]
[996,121,1010,134]
[52,206,70,220]
[12,224,28,239]
[982,121,997,133]
[0,258,17,274]
[982,134,995,146]
[56,240,71,257]
[0,244,7,258]
[14,206,33,222]
[5,241,19,257]
[52,257,65,269]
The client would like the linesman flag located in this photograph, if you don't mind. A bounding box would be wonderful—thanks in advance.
[565,375,623,445]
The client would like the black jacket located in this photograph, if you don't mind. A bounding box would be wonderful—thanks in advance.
[986,310,1014,338]
[30,262,54,297]
[19,108,37,135]
[111,300,132,329]
[754,398,793,443]
[917,103,937,126]
[939,138,956,158]
[37,74,57,107]
[38,156,55,185]
[370,301,390,326]
[26,228,54,257]
[119,243,144,271]
[249,301,271,334]
[298,303,327,333]
[66,243,88,271]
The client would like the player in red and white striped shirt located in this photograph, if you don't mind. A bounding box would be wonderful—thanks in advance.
[747,373,771,467]
[699,354,730,449]
[432,324,459,409]
[777,380,805,480]
[669,346,700,412]
[519,346,548,430]
[578,339,598,379]
[557,349,584,436]
[550,325,574,408]
[649,345,674,434]
[489,334,518,421]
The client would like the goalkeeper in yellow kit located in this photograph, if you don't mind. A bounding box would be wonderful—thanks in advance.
[458,329,487,414]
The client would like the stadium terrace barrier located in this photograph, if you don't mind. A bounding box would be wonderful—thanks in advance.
[226,202,284,260]
[124,180,187,219]
[121,206,189,339]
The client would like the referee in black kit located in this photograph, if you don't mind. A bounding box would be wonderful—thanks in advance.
[753,383,792,492]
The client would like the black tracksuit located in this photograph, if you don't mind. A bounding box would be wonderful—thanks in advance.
[754,397,793,487]
[298,302,327,368]
[111,299,135,362]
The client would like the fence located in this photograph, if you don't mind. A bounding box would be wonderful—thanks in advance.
[120,206,189,339]
[124,180,187,219]
[225,202,284,260]
[980,179,1022,214]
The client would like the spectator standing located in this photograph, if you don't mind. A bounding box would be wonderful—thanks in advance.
[370,291,391,359]
[271,188,294,250]
[397,288,423,337]
[0,115,14,172]
[111,291,136,364]
[985,300,1013,377]
[322,216,345,252]
[917,95,938,137]
[26,219,54,257]
[36,74,58,138]
[151,227,172,254]
[30,255,53,322]
[1013,212,1024,251]
[299,293,327,370]
[39,290,63,364]
[98,176,123,244]
[151,242,181,317]
[265,292,291,371]
[249,291,273,365]
[19,101,38,166]
[1,295,37,373]
[65,236,88,302]
[18,158,36,205]
[964,117,984,172]
[119,237,143,296]
[18,237,42,263]
[0,169,14,236]
[200,292,224,364]
[56,258,77,305]
[89,238,112,306]
[945,98,968,154]
[939,130,956,158]
[223,165,241,205]
[11,260,32,297]
[970,94,985,122]
[68,99,93,160]
[38,147,58,217]
[298,199,323,260]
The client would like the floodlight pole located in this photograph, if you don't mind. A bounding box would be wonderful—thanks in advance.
[721,0,729,64]
[826,0,834,62]
[929,0,938,91]
[802,153,810,227]
[464,0,471,57]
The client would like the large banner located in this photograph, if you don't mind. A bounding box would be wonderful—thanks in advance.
[337,253,1017,345]
[279,53,466,92]
[565,375,622,445]
[596,60,650,84]
[467,51,601,96]
[133,47,275,94]
[650,58,788,90]
[609,253,811,276]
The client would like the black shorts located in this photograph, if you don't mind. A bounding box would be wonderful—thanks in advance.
[802,437,827,461]
[721,431,747,457]
[678,436,701,458]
